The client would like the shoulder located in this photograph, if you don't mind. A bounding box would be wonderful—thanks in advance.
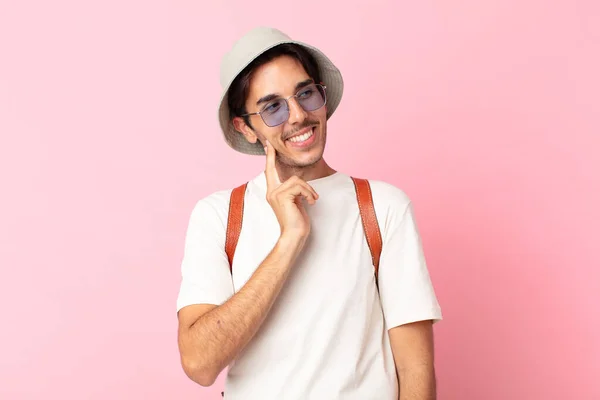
[187,173,262,227]
[187,187,235,231]
[359,178,421,238]
[364,178,412,213]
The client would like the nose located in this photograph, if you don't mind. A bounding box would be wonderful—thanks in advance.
[287,97,308,125]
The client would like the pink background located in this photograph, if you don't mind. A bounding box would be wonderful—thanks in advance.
[1,1,599,399]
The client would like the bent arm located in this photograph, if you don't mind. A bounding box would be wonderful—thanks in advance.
[177,234,303,386]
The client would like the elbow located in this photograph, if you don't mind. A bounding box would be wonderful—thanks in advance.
[195,372,219,388]
[181,358,220,387]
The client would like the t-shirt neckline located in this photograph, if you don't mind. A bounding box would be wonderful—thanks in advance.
[252,171,346,191]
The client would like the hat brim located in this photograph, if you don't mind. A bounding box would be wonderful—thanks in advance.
[218,40,343,156]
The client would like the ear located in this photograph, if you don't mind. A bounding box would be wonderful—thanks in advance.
[233,117,259,144]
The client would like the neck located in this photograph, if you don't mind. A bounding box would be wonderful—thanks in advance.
[276,158,336,182]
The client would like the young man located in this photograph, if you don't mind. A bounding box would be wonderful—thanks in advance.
[176,27,443,399]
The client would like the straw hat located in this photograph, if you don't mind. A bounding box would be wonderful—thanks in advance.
[217,27,344,155]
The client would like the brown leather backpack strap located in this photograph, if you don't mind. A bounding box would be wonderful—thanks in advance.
[225,182,247,271]
[352,177,383,283]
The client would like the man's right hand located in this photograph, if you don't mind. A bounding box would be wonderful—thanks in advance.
[264,140,319,240]
[177,140,320,387]
[178,140,320,386]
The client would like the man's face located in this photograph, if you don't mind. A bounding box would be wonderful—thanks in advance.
[235,55,328,169]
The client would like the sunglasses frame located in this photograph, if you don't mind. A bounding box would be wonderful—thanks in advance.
[240,83,327,127]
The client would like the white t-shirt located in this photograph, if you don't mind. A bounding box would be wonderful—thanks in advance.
[176,171,442,400]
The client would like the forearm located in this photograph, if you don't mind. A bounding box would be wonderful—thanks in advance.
[398,365,437,400]
[180,234,304,385]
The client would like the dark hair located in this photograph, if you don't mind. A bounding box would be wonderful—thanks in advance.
[227,43,322,130]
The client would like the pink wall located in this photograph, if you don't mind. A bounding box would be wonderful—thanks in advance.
[1,1,598,399]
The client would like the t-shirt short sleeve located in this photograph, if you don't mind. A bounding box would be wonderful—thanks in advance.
[372,182,443,330]
[176,194,235,313]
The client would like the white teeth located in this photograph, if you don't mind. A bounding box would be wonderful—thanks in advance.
[288,129,314,143]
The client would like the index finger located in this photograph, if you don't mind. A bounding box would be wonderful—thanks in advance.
[264,140,280,188]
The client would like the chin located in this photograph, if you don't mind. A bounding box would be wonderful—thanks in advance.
[282,147,324,168]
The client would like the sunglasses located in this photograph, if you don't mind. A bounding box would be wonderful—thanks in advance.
[241,83,327,127]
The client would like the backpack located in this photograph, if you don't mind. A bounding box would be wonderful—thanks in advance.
[224,177,383,284]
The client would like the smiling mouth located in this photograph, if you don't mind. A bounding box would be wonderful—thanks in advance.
[286,126,315,144]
